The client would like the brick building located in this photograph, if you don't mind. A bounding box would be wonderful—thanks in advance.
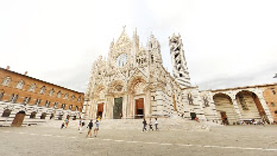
[262,84,277,122]
[0,66,84,126]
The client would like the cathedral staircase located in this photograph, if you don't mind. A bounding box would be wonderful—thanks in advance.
[38,116,220,131]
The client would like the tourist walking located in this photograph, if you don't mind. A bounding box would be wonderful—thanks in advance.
[65,118,69,128]
[60,121,65,129]
[78,118,85,133]
[142,118,147,132]
[154,118,158,131]
[86,120,93,138]
[78,117,82,130]
[94,119,100,137]
[149,118,154,131]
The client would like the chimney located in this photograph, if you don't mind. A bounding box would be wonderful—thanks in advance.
[6,66,10,70]
[24,71,28,76]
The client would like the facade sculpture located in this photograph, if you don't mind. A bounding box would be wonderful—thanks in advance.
[86,28,276,124]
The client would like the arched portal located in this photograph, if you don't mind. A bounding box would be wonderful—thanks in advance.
[236,90,265,121]
[213,93,237,125]
[11,111,26,127]
[128,77,147,119]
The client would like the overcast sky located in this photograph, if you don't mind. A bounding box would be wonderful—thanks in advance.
[1,0,277,93]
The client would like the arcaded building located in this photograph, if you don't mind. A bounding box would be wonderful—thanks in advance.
[85,28,275,124]
[0,66,84,126]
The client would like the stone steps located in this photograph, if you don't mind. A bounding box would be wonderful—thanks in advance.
[38,117,221,131]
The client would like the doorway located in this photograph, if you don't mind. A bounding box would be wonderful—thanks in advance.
[220,111,229,125]
[97,103,104,118]
[113,97,123,119]
[135,98,144,119]
[190,112,196,120]
[11,111,26,127]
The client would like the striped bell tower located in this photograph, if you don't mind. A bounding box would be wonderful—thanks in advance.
[169,33,191,88]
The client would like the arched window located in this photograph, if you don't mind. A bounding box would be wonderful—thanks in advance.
[77,96,81,102]
[35,99,41,106]
[2,77,11,86]
[39,86,46,94]
[45,100,50,107]
[69,105,73,110]
[23,97,31,105]
[28,83,36,92]
[188,93,194,105]
[49,89,54,96]
[57,91,62,98]
[10,94,18,103]
[71,95,75,101]
[64,93,69,99]
[61,104,66,109]
[76,106,79,111]
[53,102,58,108]
[16,80,25,89]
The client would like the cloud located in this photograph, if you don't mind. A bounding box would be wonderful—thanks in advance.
[1,0,277,93]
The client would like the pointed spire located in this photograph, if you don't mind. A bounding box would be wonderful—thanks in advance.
[122,25,126,33]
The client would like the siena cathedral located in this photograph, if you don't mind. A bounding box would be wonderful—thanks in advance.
[85,28,275,124]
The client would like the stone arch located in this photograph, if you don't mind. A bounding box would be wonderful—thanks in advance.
[40,112,47,119]
[108,80,125,94]
[213,93,237,125]
[30,111,37,119]
[93,84,106,99]
[127,76,147,94]
[235,90,265,121]
[2,109,12,117]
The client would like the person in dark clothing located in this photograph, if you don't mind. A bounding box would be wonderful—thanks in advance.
[142,118,147,132]
[86,120,93,138]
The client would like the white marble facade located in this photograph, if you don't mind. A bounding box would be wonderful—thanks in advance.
[85,28,274,124]
[85,28,207,120]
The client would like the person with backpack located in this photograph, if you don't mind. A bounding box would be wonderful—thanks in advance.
[86,120,93,138]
